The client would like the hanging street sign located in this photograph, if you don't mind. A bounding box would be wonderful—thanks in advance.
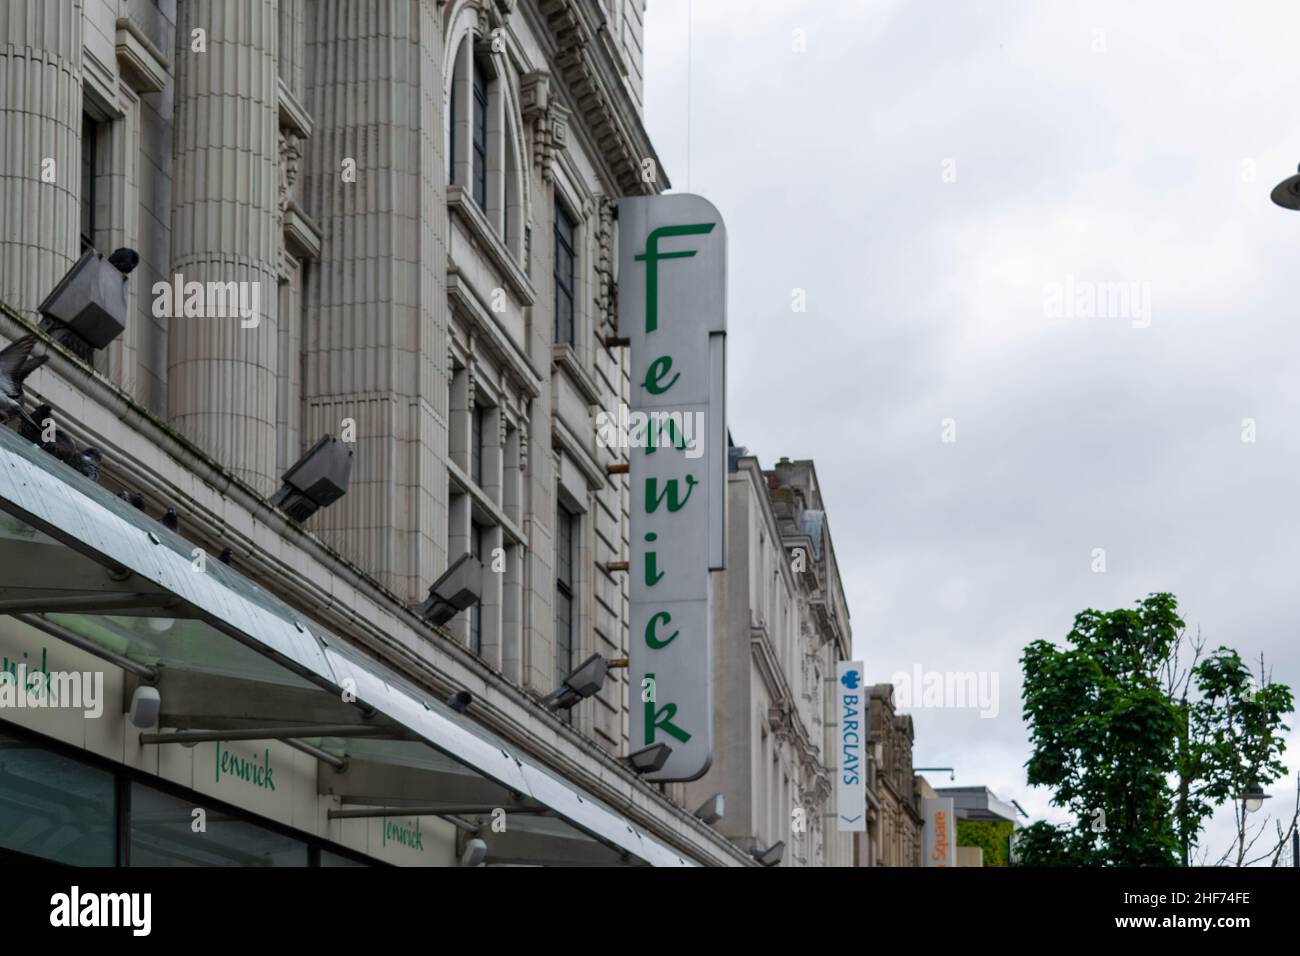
[619,193,727,782]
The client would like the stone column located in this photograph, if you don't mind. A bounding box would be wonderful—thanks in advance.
[0,0,82,317]
[302,0,449,603]
[167,0,280,493]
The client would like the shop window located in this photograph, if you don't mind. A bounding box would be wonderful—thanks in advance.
[128,782,309,867]
[0,727,115,866]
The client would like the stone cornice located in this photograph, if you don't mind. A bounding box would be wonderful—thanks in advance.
[533,0,667,196]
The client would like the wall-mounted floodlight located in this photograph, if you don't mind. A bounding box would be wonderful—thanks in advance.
[412,552,483,626]
[750,841,784,867]
[128,685,161,729]
[628,742,671,774]
[460,838,487,867]
[38,248,130,356]
[694,793,725,825]
[270,434,354,522]
[542,653,609,710]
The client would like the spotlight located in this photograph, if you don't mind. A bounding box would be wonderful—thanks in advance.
[461,838,487,867]
[270,434,354,522]
[412,552,483,626]
[694,793,725,825]
[542,653,608,710]
[628,742,671,774]
[129,685,161,729]
[37,248,130,357]
[750,841,784,867]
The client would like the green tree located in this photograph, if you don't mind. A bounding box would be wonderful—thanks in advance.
[1018,593,1292,866]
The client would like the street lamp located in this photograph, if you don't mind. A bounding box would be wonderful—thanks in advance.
[1243,783,1268,814]
[1272,165,1300,210]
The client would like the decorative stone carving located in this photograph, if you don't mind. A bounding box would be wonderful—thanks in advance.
[279,129,302,222]
[594,197,615,329]
[521,71,569,182]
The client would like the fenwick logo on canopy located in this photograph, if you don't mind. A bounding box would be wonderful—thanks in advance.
[619,194,727,782]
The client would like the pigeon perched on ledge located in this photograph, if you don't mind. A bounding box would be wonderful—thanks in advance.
[67,447,102,481]
[22,403,75,461]
[107,247,140,275]
[0,336,48,428]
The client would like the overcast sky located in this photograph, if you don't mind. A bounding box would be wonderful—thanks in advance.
[643,0,1300,862]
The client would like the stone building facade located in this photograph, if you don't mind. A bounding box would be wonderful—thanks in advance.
[0,0,754,866]
[863,682,925,866]
[682,449,855,866]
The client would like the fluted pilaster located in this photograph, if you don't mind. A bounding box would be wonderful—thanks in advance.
[167,0,280,492]
[302,0,449,601]
[0,0,82,316]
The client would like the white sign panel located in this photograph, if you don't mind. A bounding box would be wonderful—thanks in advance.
[619,194,726,782]
[836,661,867,831]
[923,797,957,867]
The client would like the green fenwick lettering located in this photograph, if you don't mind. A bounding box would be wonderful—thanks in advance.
[645,610,678,648]
[643,355,680,395]
[643,675,691,746]
[635,221,717,334]
[644,475,698,513]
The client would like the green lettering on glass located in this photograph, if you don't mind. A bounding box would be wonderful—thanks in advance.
[644,474,698,513]
[643,677,691,746]
[645,610,678,649]
[643,355,680,395]
[635,222,717,334]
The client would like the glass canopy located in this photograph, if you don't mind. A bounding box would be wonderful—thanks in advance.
[0,423,691,867]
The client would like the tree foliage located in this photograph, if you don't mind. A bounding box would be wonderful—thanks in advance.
[1018,593,1292,866]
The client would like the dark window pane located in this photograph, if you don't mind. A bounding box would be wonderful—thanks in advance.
[472,60,488,210]
[0,729,115,865]
[128,782,308,866]
[471,402,484,487]
[555,506,575,682]
[553,202,576,345]
[450,67,461,186]
[80,113,97,252]
[320,849,369,867]
[470,524,483,654]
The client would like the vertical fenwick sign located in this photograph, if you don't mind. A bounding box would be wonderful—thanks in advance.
[837,661,867,831]
[619,194,727,782]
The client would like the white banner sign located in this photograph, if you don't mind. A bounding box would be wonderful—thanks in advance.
[619,194,727,782]
[837,661,867,831]
[923,797,957,867]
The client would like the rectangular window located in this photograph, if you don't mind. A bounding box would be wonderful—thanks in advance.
[0,728,115,866]
[469,524,485,653]
[471,401,485,488]
[129,782,309,866]
[472,60,488,210]
[450,71,461,187]
[554,202,575,345]
[555,504,576,685]
[81,112,98,252]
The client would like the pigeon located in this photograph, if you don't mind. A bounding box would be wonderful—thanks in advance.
[128,491,145,511]
[160,507,179,532]
[218,547,233,566]
[66,447,102,481]
[107,247,140,275]
[23,404,75,461]
[0,336,48,427]
[446,690,473,714]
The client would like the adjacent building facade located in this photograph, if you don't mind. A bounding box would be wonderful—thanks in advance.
[682,447,855,867]
[0,0,760,866]
[863,682,925,866]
